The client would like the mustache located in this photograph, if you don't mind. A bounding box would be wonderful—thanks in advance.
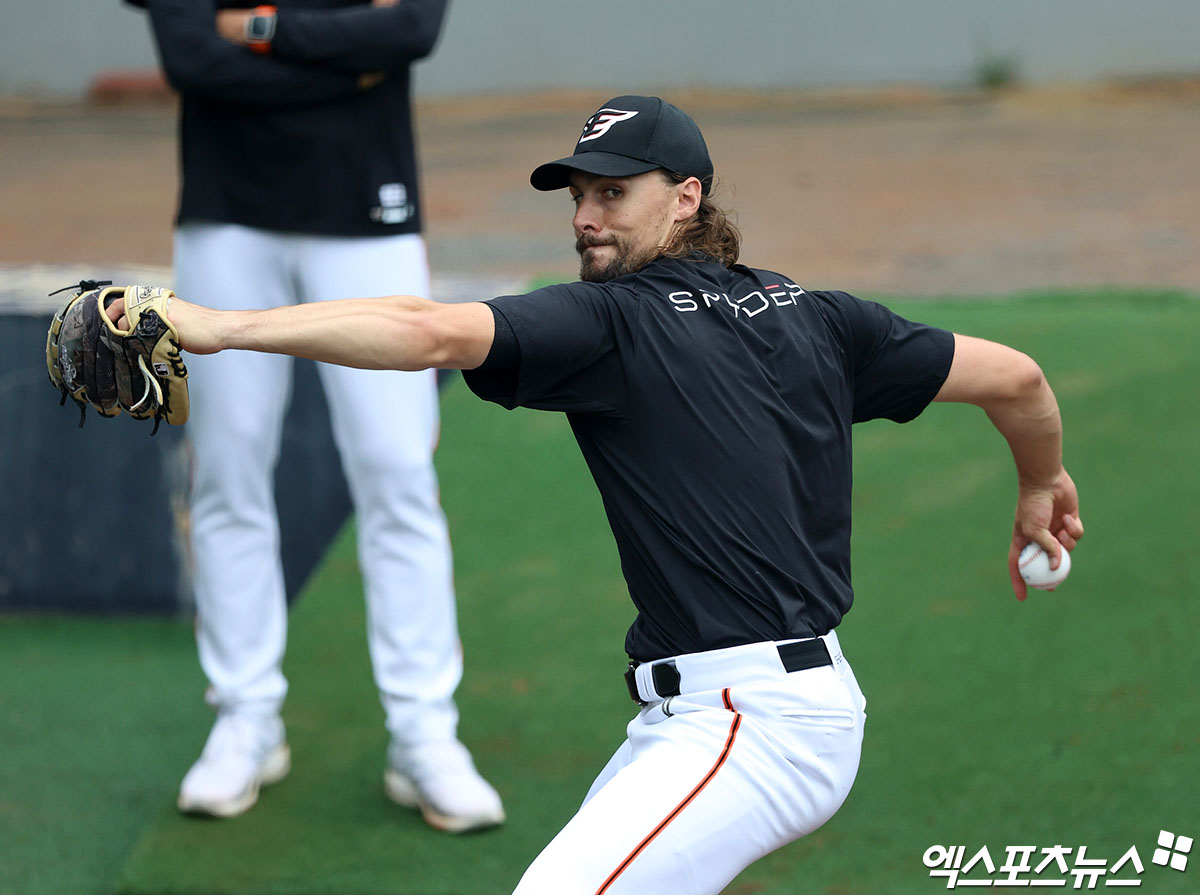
[575,234,615,253]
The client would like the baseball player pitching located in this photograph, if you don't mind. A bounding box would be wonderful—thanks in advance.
[102,95,1083,893]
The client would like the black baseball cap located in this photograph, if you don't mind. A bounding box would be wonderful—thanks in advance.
[530,95,714,195]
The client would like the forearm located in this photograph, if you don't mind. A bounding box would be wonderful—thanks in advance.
[220,297,442,369]
[177,295,494,371]
[217,0,449,74]
[989,379,1081,599]
[933,334,1081,598]
[273,0,449,72]
[936,334,1064,486]
[982,370,1064,490]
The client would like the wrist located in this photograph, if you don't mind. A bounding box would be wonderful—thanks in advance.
[220,309,259,353]
[1018,465,1066,491]
[243,5,277,55]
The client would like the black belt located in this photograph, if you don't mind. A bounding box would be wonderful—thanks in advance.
[624,638,833,705]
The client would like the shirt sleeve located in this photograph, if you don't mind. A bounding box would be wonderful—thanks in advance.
[812,290,955,423]
[144,0,362,107]
[272,0,449,73]
[462,303,520,404]
[461,282,636,414]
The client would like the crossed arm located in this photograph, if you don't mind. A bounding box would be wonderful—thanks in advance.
[215,0,446,72]
[144,0,447,104]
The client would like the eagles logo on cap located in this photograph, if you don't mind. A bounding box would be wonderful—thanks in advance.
[578,109,639,144]
[530,95,715,195]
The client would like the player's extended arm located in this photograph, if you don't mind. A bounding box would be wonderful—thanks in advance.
[933,334,1084,601]
[109,294,497,372]
[143,0,364,106]
[217,0,449,74]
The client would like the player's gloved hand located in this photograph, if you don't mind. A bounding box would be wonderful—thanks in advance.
[1008,467,1084,600]
[46,281,190,434]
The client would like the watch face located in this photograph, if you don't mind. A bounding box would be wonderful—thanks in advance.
[247,15,274,40]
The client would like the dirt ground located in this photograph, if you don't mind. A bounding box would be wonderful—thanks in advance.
[2,81,1199,298]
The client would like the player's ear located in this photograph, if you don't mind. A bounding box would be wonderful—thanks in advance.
[672,176,702,222]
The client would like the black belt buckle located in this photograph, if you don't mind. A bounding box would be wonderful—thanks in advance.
[624,662,645,705]
[625,659,682,704]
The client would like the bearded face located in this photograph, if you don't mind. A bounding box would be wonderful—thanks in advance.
[575,231,665,283]
[568,172,681,283]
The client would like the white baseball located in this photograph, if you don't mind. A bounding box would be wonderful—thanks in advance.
[1018,542,1072,590]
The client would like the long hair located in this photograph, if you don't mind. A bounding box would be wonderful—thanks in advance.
[659,171,741,267]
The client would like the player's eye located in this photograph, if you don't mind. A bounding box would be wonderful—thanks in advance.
[603,187,622,199]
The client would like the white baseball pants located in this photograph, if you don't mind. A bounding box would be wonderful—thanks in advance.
[175,223,462,746]
[512,632,866,895]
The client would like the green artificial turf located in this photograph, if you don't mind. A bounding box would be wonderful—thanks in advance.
[2,290,1197,895]
[0,617,207,895]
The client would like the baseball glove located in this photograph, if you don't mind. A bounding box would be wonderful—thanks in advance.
[45,280,189,434]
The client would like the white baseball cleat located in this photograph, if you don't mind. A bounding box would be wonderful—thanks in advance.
[177,713,291,818]
[384,739,505,833]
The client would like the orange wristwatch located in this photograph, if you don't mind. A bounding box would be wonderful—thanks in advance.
[244,5,277,55]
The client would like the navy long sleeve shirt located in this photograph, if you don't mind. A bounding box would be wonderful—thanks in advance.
[134,0,449,235]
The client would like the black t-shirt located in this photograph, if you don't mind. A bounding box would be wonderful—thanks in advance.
[464,256,954,661]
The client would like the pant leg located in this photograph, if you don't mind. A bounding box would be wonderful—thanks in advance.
[175,223,297,715]
[514,663,866,895]
[292,233,461,745]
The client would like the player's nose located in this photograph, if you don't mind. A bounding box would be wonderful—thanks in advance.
[572,195,601,233]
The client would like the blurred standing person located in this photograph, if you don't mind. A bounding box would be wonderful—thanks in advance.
[128,0,504,833]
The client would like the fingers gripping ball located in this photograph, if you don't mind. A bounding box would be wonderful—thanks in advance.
[46,281,189,433]
[1018,542,1072,590]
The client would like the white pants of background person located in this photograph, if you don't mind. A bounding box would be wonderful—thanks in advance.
[173,223,503,831]
[513,632,865,894]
